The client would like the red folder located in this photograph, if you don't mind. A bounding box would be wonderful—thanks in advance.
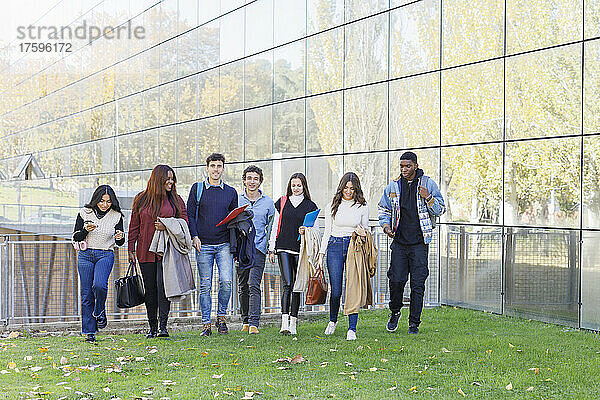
[216,204,249,227]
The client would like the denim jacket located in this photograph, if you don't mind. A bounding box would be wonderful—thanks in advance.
[377,171,445,244]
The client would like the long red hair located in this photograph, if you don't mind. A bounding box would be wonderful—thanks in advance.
[132,165,183,218]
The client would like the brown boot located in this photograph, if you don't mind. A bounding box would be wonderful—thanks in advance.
[216,316,228,334]
[200,323,212,337]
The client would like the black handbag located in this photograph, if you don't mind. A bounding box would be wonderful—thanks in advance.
[115,261,145,308]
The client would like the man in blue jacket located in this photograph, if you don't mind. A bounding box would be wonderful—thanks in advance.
[378,151,445,334]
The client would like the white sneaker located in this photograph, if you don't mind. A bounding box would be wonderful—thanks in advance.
[289,316,297,335]
[324,321,337,335]
[279,314,290,334]
[346,330,357,341]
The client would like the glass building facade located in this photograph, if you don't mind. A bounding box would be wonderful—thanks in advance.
[1,0,600,329]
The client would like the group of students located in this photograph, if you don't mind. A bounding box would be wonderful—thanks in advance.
[73,151,445,343]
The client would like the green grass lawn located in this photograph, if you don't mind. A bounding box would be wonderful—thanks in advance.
[1,307,599,399]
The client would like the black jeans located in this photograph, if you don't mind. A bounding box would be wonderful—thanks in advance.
[140,259,171,331]
[278,252,300,317]
[238,251,266,327]
[388,241,429,326]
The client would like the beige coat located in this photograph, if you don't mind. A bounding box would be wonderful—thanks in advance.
[293,226,321,293]
[344,227,377,315]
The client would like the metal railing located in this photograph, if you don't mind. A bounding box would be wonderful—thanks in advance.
[0,230,440,326]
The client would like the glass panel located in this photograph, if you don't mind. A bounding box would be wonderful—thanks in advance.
[273,99,305,156]
[158,126,176,166]
[389,72,439,150]
[94,138,115,173]
[176,121,197,167]
[440,225,503,313]
[442,0,503,67]
[159,39,178,84]
[244,51,273,109]
[245,106,272,161]
[345,13,388,87]
[306,155,344,213]
[220,7,244,63]
[159,81,177,125]
[219,111,244,163]
[586,1,600,39]
[507,0,583,54]
[245,0,273,56]
[345,0,388,22]
[307,91,343,155]
[243,160,274,198]
[197,116,220,165]
[274,40,305,102]
[161,0,178,41]
[143,87,160,129]
[442,144,502,224]
[144,46,160,88]
[344,83,388,152]
[390,0,440,78]
[178,0,198,32]
[178,75,198,122]
[118,130,158,171]
[178,29,197,78]
[581,231,600,330]
[198,0,220,24]
[344,152,387,218]
[221,0,245,14]
[198,69,220,117]
[583,136,600,229]
[274,0,306,46]
[220,60,244,113]
[584,40,600,134]
[307,27,343,94]
[504,227,579,327]
[221,162,244,194]
[505,137,581,228]
[307,0,343,34]
[506,44,581,140]
[390,148,440,185]
[442,60,503,145]
[174,166,197,200]
[198,20,220,71]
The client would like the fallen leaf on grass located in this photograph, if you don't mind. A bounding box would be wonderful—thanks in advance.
[369,367,378,372]
[409,386,417,392]
[149,349,158,354]
[103,387,110,392]
[290,354,305,364]
[38,347,48,353]
[441,348,451,353]
[60,356,68,365]
[486,350,492,354]
[381,358,388,363]
[471,382,481,386]
[528,367,540,374]
[8,332,20,339]
[0,370,9,374]
[506,382,513,390]
[458,388,466,397]
[30,366,43,372]
[212,374,224,379]
[320,362,329,367]
[345,362,353,367]
[388,386,397,391]
[7,361,16,369]
[24,356,33,361]
[508,343,515,348]
[526,386,534,391]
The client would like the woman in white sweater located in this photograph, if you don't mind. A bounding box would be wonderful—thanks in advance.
[319,172,369,340]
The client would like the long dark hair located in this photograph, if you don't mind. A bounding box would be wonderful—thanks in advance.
[331,172,366,219]
[85,185,123,215]
[132,165,183,218]
[285,172,311,201]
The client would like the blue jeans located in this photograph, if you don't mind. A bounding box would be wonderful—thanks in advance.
[326,236,358,331]
[77,249,114,334]
[196,243,233,324]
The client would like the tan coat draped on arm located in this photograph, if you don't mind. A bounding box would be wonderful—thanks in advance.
[344,228,377,315]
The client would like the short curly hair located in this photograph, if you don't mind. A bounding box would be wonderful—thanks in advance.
[242,165,263,183]
[206,153,225,166]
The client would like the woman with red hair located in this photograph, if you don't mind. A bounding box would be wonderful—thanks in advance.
[128,165,188,338]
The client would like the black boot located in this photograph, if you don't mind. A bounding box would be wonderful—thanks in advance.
[146,320,158,338]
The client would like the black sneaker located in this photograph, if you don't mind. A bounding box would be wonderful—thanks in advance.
[157,328,169,338]
[85,334,96,343]
[200,323,212,337]
[408,324,419,335]
[216,316,229,335]
[95,312,107,329]
[145,329,157,339]
[386,311,401,332]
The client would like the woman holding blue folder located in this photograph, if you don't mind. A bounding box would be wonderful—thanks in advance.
[268,173,318,335]
[319,172,369,340]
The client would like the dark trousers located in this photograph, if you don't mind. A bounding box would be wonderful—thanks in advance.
[278,252,300,317]
[388,241,429,326]
[238,251,266,327]
[140,259,171,331]
[77,249,114,334]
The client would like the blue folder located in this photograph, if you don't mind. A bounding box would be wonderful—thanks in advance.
[298,209,321,240]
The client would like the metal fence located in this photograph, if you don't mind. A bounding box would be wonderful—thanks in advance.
[0,229,440,326]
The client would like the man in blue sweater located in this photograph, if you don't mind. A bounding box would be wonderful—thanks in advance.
[187,153,238,336]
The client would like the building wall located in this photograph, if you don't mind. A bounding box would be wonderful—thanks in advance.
[1,0,600,329]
